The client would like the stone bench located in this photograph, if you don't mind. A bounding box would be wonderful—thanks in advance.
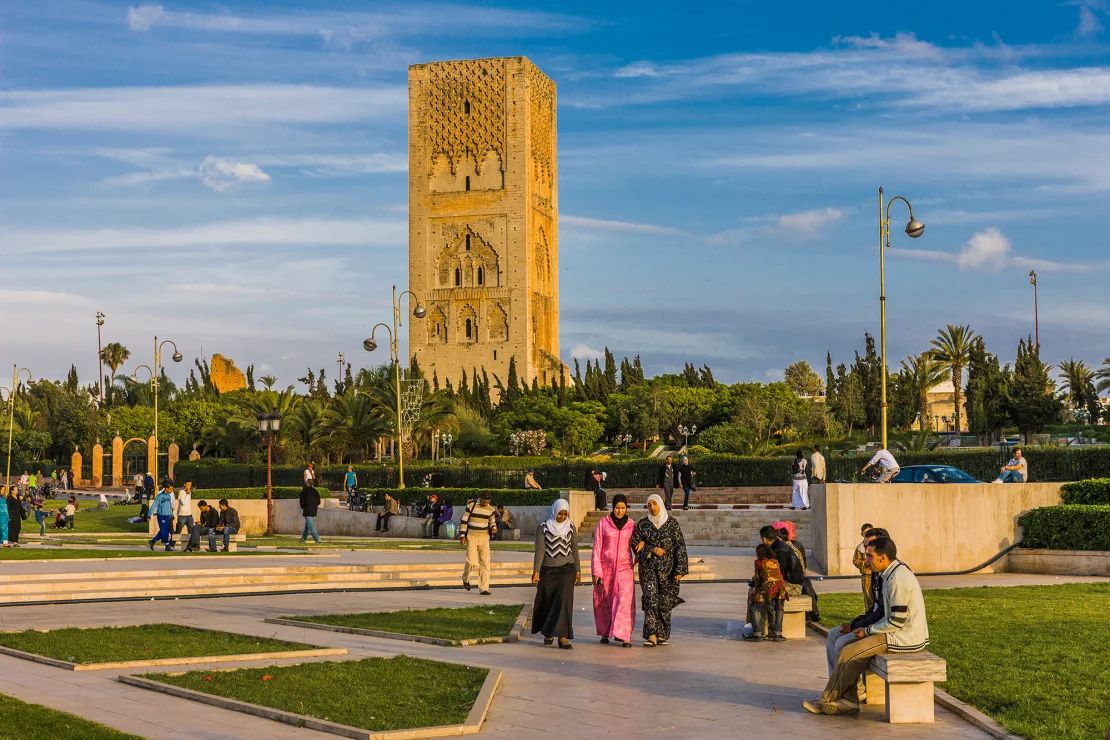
[781,596,812,639]
[864,651,947,723]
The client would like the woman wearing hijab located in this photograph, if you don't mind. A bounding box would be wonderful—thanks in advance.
[631,493,689,646]
[5,487,22,544]
[592,493,636,647]
[0,485,9,546]
[531,499,582,649]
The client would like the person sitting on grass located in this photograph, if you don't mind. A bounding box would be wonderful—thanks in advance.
[127,501,150,525]
[209,499,240,552]
[745,543,788,642]
[190,500,219,552]
[53,507,66,529]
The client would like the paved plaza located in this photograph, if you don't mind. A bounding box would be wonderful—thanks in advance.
[1,549,1103,739]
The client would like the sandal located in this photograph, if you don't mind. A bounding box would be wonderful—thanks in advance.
[543,637,553,646]
[643,636,657,647]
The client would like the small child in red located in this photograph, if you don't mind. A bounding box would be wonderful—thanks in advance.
[746,543,789,641]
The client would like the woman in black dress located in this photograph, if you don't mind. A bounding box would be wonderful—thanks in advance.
[6,488,23,544]
[631,493,689,646]
[531,499,582,649]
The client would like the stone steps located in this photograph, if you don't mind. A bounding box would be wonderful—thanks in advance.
[577,509,811,548]
[0,560,716,605]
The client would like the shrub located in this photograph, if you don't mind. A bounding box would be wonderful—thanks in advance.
[189,487,330,500]
[1017,505,1110,550]
[1060,478,1110,505]
[365,488,562,508]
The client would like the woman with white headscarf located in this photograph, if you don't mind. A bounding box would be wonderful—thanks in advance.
[630,493,689,646]
[531,498,582,649]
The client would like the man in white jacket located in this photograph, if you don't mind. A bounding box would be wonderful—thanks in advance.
[803,536,929,716]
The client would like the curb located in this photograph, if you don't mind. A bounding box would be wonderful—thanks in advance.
[0,644,346,671]
[120,663,502,739]
[265,604,531,648]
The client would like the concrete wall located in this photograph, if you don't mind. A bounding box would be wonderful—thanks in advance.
[1004,548,1110,577]
[810,482,1064,575]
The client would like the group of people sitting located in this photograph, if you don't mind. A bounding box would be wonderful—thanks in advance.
[379,492,515,540]
[146,479,240,552]
[745,520,821,640]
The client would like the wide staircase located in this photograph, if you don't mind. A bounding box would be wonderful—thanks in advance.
[579,507,811,548]
[0,559,718,606]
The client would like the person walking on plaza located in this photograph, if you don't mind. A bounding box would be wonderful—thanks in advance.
[172,481,195,551]
[143,472,155,501]
[460,493,497,594]
[148,481,175,551]
[60,469,69,492]
[656,455,680,510]
[0,486,9,546]
[524,468,542,490]
[678,455,696,510]
[810,445,826,484]
[211,499,240,552]
[995,447,1028,483]
[376,492,399,533]
[304,462,316,486]
[805,536,929,717]
[862,448,900,483]
[790,449,809,510]
[343,465,357,496]
[632,493,689,646]
[531,498,582,649]
[299,482,322,544]
[6,487,23,545]
[592,493,636,647]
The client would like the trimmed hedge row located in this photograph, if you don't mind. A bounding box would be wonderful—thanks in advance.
[188,487,330,500]
[1060,478,1110,505]
[364,488,562,508]
[173,445,1110,491]
[1017,505,1110,551]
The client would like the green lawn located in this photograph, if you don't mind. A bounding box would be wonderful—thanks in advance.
[0,624,314,664]
[40,504,146,533]
[288,604,523,642]
[146,655,487,732]
[0,548,276,560]
[817,584,1110,740]
[0,693,141,739]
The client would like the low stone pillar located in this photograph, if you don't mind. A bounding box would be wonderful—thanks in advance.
[167,442,180,482]
[91,443,104,488]
[188,444,201,462]
[112,436,124,487]
[71,450,83,487]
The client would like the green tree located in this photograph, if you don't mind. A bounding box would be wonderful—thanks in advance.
[784,360,824,397]
[1057,358,1099,421]
[965,337,1008,444]
[930,324,976,438]
[899,352,946,429]
[1005,338,1062,443]
[99,342,130,405]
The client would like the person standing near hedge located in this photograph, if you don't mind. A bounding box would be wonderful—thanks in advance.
[677,455,696,510]
[343,465,357,495]
[299,482,322,544]
[810,445,826,484]
[656,456,680,511]
[790,449,810,510]
[460,493,497,594]
[172,481,195,551]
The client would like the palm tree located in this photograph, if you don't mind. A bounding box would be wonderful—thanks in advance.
[1058,358,1098,418]
[259,375,278,391]
[1097,351,1110,394]
[100,342,130,404]
[899,352,946,427]
[321,393,389,461]
[930,324,977,438]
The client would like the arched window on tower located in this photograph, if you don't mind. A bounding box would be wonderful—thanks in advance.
[465,318,473,340]
[464,100,471,114]
[477,266,484,286]
[454,267,461,286]
[465,234,471,251]
[465,176,471,191]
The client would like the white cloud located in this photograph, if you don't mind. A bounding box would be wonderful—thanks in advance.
[100,167,195,187]
[834,31,944,60]
[568,344,605,362]
[561,214,682,236]
[258,152,407,176]
[775,207,846,237]
[0,216,407,254]
[0,84,405,132]
[198,156,271,191]
[1076,3,1105,37]
[896,228,1087,273]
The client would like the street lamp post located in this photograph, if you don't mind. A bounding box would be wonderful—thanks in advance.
[440,431,453,461]
[133,336,183,484]
[678,424,697,449]
[4,366,33,488]
[618,433,632,452]
[364,284,426,489]
[256,411,282,535]
[1028,270,1039,349]
[96,312,106,406]
[878,186,925,450]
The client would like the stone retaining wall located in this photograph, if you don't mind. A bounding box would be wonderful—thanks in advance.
[1003,548,1110,577]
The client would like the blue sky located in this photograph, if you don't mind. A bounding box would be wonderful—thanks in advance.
[2,0,1109,388]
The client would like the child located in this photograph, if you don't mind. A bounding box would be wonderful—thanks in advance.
[34,504,47,537]
[745,543,788,642]
[852,522,874,612]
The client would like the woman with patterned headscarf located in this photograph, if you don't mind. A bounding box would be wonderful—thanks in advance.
[531,498,582,649]
[631,493,689,646]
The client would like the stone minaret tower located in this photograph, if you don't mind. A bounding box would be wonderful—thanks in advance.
[408,57,564,394]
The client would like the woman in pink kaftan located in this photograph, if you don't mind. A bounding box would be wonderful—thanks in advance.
[592,493,636,646]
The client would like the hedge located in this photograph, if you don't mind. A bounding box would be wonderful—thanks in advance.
[187,487,330,500]
[1060,478,1110,505]
[1017,505,1110,551]
[173,445,1110,491]
[363,488,563,507]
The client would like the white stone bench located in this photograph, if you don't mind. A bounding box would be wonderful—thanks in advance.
[781,596,812,639]
[864,651,947,723]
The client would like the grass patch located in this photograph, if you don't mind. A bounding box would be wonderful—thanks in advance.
[0,624,314,664]
[41,504,145,533]
[0,692,141,739]
[0,548,277,560]
[146,655,486,732]
[818,583,1110,740]
[288,604,523,642]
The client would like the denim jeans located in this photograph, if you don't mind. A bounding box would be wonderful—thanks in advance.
[751,601,784,638]
[301,516,320,543]
[999,470,1025,483]
[209,526,237,550]
[682,485,692,508]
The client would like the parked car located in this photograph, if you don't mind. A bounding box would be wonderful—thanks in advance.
[891,465,981,484]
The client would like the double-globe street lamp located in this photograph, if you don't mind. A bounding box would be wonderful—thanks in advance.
[256,411,282,535]
[3,365,33,488]
[678,424,697,449]
[130,335,183,485]
[364,284,426,490]
[878,187,925,450]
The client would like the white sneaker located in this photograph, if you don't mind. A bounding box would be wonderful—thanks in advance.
[993,478,1004,484]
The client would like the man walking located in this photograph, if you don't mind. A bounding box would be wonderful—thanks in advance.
[148,480,176,551]
[172,481,195,551]
[459,492,497,595]
[810,445,826,484]
[656,455,679,510]
[804,536,929,717]
[678,455,696,510]
[862,448,900,483]
[299,482,322,544]
[343,465,357,495]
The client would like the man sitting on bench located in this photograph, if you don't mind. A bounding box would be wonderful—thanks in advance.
[209,499,240,552]
[190,500,219,552]
[803,536,929,717]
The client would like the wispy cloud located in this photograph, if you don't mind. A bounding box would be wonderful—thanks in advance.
[773,207,846,237]
[0,84,405,132]
[198,156,271,191]
[1073,1,1106,37]
[896,228,1087,273]
[561,214,683,236]
[0,216,407,254]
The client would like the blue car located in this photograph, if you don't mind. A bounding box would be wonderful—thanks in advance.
[891,465,981,484]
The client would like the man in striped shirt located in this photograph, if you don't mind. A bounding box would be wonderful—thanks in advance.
[804,536,929,716]
[459,493,497,595]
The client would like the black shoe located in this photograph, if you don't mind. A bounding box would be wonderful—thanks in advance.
[622,641,632,648]
[148,541,155,551]
[682,506,690,510]
[463,579,472,591]
[600,637,610,644]
[479,590,491,595]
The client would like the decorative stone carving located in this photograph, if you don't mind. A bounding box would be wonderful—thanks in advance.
[420,58,506,177]
[488,303,509,343]
[528,64,555,185]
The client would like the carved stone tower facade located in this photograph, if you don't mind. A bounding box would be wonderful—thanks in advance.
[408,57,564,393]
